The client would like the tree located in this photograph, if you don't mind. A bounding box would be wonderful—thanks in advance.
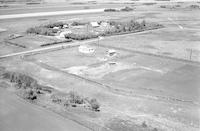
[141,20,146,27]
[89,98,100,111]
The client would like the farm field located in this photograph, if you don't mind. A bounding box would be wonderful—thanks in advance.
[0,1,200,131]
[26,39,200,130]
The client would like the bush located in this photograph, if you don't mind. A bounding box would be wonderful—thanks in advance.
[120,6,134,12]
[2,72,37,89]
[68,91,84,104]
[153,128,158,131]
[142,121,148,128]
[2,71,53,95]
[63,100,71,107]
[71,21,87,26]
[88,98,100,111]
[22,88,37,100]
[189,5,200,9]
[51,95,62,104]
[65,33,98,40]
[108,20,148,34]
[26,27,57,36]
[84,6,90,9]
[44,22,66,28]
[37,85,53,93]
[160,5,167,8]
[51,91,100,111]
[104,8,118,12]
[142,3,156,6]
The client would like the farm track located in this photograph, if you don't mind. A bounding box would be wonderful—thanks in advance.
[0,38,98,59]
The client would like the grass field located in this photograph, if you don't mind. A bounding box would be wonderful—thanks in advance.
[0,87,91,131]
[0,1,200,131]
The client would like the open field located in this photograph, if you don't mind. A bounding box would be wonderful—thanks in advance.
[0,1,200,131]
[0,87,91,131]
[29,45,133,68]
[0,42,25,55]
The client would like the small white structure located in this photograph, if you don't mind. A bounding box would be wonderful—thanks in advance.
[56,30,72,39]
[90,22,99,28]
[53,26,60,30]
[63,24,69,28]
[107,49,117,57]
[78,45,95,54]
[100,22,109,27]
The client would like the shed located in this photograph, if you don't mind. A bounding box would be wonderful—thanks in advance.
[90,22,99,28]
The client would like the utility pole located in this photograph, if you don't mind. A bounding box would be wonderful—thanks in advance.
[189,49,193,61]
[98,36,103,48]
[98,36,100,47]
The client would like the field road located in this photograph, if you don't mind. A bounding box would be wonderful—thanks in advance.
[0,8,104,20]
[0,38,99,59]
[0,88,91,131]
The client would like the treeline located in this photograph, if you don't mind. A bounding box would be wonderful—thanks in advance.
[26,21,69,36]
[104,6,134,12]
[2,71,100,111]
[26,21,87,36]
[26,26,58,36]
[51,91,100,111]
[2,72,53,100]
[65,32,98,40]
[26,19,163,41]
[64,20,163,40]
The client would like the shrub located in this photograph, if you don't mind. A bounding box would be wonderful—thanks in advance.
[104,8,118,12]
[120,6,134,12]
[50,92,69,104]
[189,5,200,9]
[65,33,98,40]
[26,27,58,36]
[160,5,167,8]
[68,91,84,104]
[153,128,158,131]
[2,71,53,95]
[37,85,53,93]
[71,21,87,26]
[88,98,100,111]
[142,3,156,6]
[51,96,62,103]
[84,6,90,9]
[2,72,37,89]
[175,5,181,7]
[142,121,148,128]
[22,88,37,100]
[63,100,71,107]
[44,22,65,28]
[141,20,146,27]
[2,71,12,79]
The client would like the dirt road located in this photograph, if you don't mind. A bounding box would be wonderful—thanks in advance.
[0,38,99,59]
[0,8,104,19]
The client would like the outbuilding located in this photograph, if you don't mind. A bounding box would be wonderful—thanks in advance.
[90,22,100,28]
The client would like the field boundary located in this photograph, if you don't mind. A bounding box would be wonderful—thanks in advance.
[94,43,200,66]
